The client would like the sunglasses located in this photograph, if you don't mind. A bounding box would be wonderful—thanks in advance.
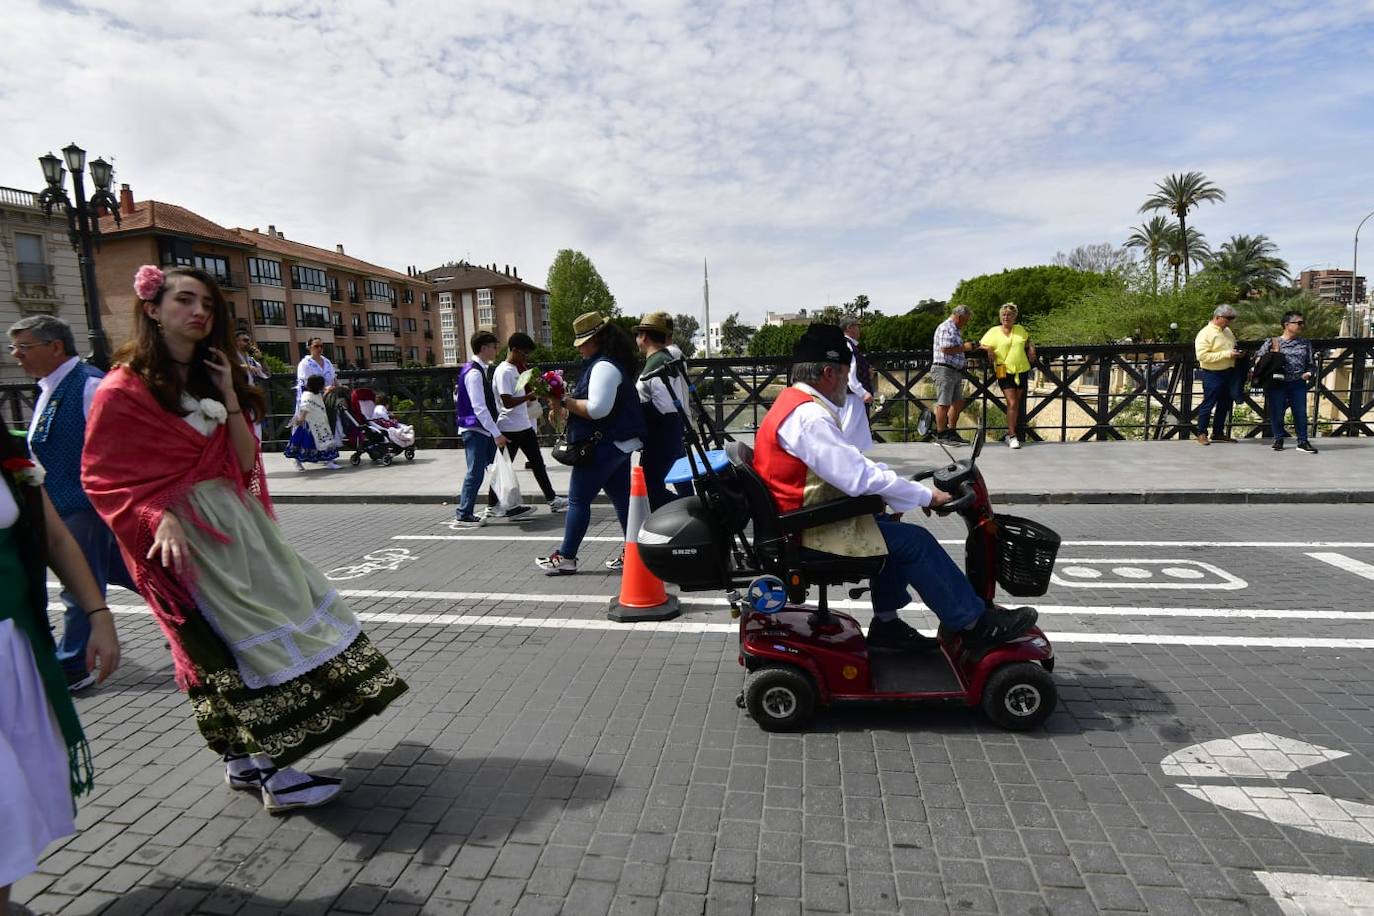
[1287,320,1305,325]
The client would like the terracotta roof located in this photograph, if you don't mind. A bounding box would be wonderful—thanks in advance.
[420,262,546,294]
[235,229,426,287]
[98,200,248,247]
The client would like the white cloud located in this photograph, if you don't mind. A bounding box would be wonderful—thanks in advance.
[2,0,1371,321]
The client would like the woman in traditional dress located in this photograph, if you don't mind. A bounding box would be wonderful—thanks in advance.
[2,429,120,915]
[284,375,342,470]
[295,336,337,401]
[81,266,408,815]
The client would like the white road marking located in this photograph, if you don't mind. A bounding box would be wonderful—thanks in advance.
[1256,871,1374,915]
[1050,558,1247,590]
[1307,552,1374,582]
[1161,734,1347,780]
[394,534,1374,548]
[394,535,624,542]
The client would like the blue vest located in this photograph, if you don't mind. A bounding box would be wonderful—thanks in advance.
[567,354,646,445]
[29,360,104,516]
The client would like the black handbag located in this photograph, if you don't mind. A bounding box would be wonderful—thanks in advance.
[551,431,601,467]
[1249,343,1285,388]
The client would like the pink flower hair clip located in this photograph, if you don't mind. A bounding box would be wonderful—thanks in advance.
[133,265,165,301]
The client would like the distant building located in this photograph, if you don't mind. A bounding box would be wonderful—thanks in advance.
[1295,269,1366,308]
[0,186,89,384]
[707,321,723,355]
[763,310,809,327]
[418,262,549,366]
[94,185,434,368]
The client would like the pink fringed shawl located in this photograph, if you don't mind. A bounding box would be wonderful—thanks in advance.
[81,367,272,688]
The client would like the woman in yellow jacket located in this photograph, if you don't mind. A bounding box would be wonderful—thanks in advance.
[980,303,1036,449]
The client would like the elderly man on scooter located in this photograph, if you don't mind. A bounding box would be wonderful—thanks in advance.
[754,323,1037,652]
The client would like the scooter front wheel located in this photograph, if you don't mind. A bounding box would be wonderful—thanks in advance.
[743,666,816,732]
[981,662,1057,731]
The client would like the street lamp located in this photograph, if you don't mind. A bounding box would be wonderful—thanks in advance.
[36,142,121,369]
[1354,209,1374,339]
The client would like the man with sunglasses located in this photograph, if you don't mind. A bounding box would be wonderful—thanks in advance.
[1193,304,1244,445]
[1261,312,1319,453]
[7,315,135,692]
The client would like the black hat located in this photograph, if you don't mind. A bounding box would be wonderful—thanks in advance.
[791,323,852,365]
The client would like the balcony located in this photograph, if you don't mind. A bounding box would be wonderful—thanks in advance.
[352,325,364,337]
[392,327,401,338]
[423,330,433,339]
[329,289,342,302]
[332,323,345,336]
[349,293,361,304]
[17,262,54,285]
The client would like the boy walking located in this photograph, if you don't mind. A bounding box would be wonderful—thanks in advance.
[486,333,567,515]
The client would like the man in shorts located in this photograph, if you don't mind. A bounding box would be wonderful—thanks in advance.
[931,305,976,444]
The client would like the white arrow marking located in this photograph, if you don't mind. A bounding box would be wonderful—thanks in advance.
[1178,785,1374,845]
[1160,733,1347,780]
[1307,552,1374,582]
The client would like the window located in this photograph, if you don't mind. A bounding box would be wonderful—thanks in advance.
[404,318,417,332]
[402,289,413,304]
[421,292,430,311]
[424,319,432,332]
[247,258,282,286]
[477,288,494,327]
[356,346,366,363]
[441,332,456,349]
[352,315,363,336]
[439,292,453,308]
[440,312,454,330]
[256,341,291,364]
[252,299,286,326]
[407,347,419,362]
[291,265,327,292]
[295,303,332,329]
[367,311,394,332]
[332,313,345,335]
[365,279,393,301]
[329,278,341,301]
[369,344,399,364]
[348,280,359,303]
[443,348,457,364]
[158,238,194,267]
[14,233,50,285]
[194,254,232,285]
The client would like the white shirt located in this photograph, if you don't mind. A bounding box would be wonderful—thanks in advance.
[844,335,867,399]
[372,405,391,420]
[636,351,691,415]
[585,361,643,452]
[28,356,100,443]
[463,357,502,438]
[493,360,534,433]
[295,355,336,392]
[776,383,932,512]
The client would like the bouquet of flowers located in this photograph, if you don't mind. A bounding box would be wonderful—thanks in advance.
[516,367,566,399]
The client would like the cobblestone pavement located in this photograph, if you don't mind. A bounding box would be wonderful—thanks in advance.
[16,504,1374,915]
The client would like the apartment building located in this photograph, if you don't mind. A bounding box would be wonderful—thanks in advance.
[1295,269,1366,308]
[94,186,434,368]
[419,261,549,366]
[0,186,90,383]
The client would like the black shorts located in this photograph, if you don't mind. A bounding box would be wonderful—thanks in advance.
[998,372,1027,391]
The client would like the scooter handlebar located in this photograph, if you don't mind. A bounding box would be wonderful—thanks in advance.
[934,480,976,515]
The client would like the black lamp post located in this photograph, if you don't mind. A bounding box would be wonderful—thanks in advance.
[37,143,122,370]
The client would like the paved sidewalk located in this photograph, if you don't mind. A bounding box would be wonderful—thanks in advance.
[266,437,1374,505]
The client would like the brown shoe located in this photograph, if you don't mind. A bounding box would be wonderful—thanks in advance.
[1195,433,1210,446]
[1211,434,1236,443]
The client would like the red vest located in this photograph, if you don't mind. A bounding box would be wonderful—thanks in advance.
[753,387,819,513]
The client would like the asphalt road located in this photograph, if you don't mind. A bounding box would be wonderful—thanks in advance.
[19,503,1374,915]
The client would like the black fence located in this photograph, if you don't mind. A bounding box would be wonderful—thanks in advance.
[4,338,1371,446]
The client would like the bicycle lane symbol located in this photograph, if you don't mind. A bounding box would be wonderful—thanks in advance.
[326,547,418,581]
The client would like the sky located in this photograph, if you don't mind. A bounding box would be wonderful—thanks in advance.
[3,0,1373,325]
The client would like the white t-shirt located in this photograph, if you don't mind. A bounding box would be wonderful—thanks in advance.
[493,361,534,433]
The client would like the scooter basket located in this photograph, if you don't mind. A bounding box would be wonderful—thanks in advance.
[993,514,1061,597]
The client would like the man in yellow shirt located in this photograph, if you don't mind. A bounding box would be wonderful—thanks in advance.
[1193,304,1244,446]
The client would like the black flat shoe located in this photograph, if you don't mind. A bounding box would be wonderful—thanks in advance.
[866,618,941,653]
[963,605,1038,647]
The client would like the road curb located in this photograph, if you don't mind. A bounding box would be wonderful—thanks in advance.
[270,490,1374,506]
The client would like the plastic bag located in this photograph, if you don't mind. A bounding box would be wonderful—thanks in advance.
[491,449,522,511]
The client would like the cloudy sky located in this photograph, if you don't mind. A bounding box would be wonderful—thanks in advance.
[4,0,1372,323]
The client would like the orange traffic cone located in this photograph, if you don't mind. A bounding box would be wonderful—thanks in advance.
[608,465,681,622]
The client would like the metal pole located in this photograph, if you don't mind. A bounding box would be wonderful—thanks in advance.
[1354,209,1374,339]
[703,257,711,358]
[68,168,111,370]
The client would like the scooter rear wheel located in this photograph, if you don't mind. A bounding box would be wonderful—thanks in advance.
[981,662,1056,731]
[743,666,816,732]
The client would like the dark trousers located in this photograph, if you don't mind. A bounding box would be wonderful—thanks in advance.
[559,440,631,560]
[487,427,558,504]
[1195,368,1235,437]
[1267,380,1310,442]
[56,508,136,676]
[640,409,687,511]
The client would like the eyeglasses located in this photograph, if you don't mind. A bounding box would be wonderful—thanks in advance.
[7,342,51,354]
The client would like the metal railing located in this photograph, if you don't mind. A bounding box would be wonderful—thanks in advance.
[5,339,1371,447]
[16,262,54,285]
[0,187,41,209]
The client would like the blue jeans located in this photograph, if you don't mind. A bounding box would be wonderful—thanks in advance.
[458,430,497,518]
[56,508,136,677]
[1196,368,1235,437]
[870,518,985,631]
[559,440,631,560]
[1268,380,1309,442]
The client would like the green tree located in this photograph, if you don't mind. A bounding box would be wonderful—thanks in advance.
[863,312,942,351]
[672,313,700,358]
[718,312,756,356]
[1165,226,1211,290]
[1139,171,1226,282]
[1028,266,1233,345]
[1125,216,1176,297]
[843,294,871,320]
[1204,234,1291,298]
[1232,289,1342,340]
[747,322,808,356]
[545,249,617,351]
[948,265,1115,329]
[259,353,291,375]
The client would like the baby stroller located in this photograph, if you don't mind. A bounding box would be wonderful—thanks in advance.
[342,387,416,466]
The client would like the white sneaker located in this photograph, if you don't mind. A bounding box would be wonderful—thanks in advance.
[1007,437,1020,450]
[483,506,506,519]
[294,460,305,471]
[453,514,487,528]
[260,767,344,815]
[325,460,342,469]
[548,496,569,513]
[536,551,578,575]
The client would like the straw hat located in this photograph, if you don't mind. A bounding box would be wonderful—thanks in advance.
[571,311,609,346]
[634,311,673,336]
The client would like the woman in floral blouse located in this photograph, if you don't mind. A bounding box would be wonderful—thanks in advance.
[81,266,407,815]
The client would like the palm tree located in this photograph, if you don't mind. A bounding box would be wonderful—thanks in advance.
[1165,226,1211,290]
[1139,172,1226,282]
[1233,289,1342,340]
[1205,234,1291,297]
[1125,216,1176,296]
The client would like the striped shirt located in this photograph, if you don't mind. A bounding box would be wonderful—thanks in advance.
[933,318,966,368]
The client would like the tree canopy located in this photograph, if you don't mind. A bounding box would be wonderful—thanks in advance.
[1204,234,1291,298]
[545,249,617,352]
[1027,268,1234,345]
[718,312,756,356]
[1139,172,1225,282]
[672,313,700,358]
[948,265,1116,330]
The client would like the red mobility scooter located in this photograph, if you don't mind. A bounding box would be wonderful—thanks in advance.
[637,406,1061,733]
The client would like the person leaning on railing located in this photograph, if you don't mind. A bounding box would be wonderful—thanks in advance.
[980,302,1036,450]
[1192,304,1244,446]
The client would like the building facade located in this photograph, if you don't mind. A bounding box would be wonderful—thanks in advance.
[0,187,91,384]
[94,186,434,369]
[420,262,549,366]
[1295,269,1367,308]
